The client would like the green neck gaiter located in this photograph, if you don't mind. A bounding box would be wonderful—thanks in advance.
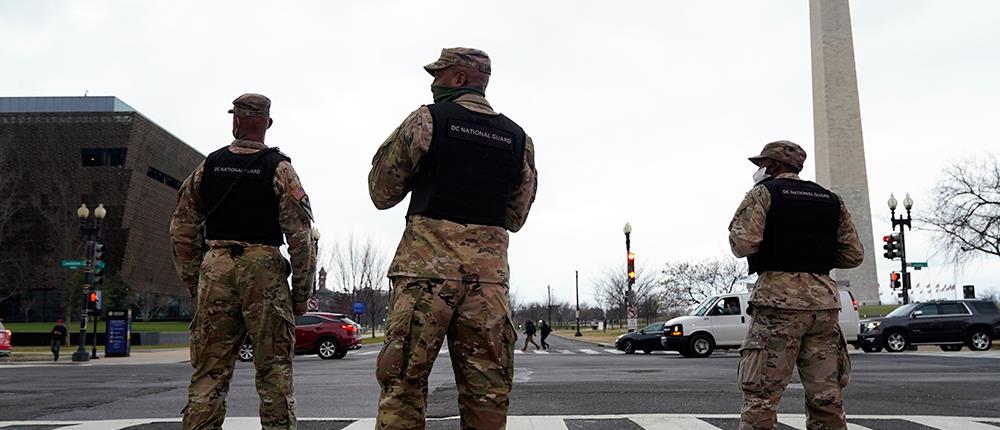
[431,85,485,104]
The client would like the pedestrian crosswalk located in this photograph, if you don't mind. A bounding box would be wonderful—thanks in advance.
[4,414,999,429]
[353,347,678,357]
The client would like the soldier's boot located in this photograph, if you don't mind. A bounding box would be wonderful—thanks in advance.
[797,310,849,430]
[376,277,458,430]
[448,281,514,430]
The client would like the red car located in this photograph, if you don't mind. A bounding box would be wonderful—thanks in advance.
[0,321,10,360]
[239,312,363,361]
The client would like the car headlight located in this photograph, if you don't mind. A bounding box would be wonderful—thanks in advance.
[667,324,683,336]
[865,321,881,330]
[617,334,625,340]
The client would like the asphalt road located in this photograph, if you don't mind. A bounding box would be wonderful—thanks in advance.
[1,334,998,423]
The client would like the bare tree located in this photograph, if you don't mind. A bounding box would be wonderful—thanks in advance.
[327,236,391,335]
[660,257,753,306]
[130,291,165,323]
[923,155,1000,262]
[592,266,660,326]
[0,143,27,307]
[508,287,525,314]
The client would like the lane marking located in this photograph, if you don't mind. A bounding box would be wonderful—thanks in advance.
[580,349,601,355]
[605,349,625,354]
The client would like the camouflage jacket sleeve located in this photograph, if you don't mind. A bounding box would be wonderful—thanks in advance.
[728,185,770,258]
[833,197,865,268]
[169,162,206,294]
[368,107,433,209]
[274,161,316,303]
[505,134,538,232]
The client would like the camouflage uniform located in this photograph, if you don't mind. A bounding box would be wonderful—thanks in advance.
[729,140,864,430]
[369,48,537,430]
[170,94,316,430]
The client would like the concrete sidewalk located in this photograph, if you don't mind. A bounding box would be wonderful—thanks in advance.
[0,348,190,367]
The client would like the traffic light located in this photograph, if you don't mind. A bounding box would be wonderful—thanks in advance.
[627,251,636,285]
[882,233,903,260]
[889,272,902,289]
[88,291,98,314]
[92,242,104,285]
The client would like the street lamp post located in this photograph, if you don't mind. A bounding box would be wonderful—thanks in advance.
[888,194,914,304]
[72,203,106,362]
[574,270,582,337]
[623,222,634,332]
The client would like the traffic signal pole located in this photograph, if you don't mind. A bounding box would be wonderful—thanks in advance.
[887,195,913,304]
[72,241,93,362]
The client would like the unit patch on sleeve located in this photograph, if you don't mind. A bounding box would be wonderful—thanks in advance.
[446,119,515,151]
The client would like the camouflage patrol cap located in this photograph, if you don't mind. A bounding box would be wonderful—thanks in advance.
[424,47,491,76]
[749,140,807,172]
[228,93,271,118]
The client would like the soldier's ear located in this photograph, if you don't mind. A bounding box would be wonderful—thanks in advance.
[454,71,467,87]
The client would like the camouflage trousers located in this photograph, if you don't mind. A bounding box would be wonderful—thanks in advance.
[738,307,851,430]
[182,245,297,430]
[376,276,516,430]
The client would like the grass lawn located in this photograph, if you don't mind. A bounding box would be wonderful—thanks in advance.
[858,304,901,318]
[553,328,627,345]
[361,336,384,346]
[3,321,190,333]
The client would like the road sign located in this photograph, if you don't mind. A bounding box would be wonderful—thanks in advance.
[353,302,366,314]
[307,297,319,311]
[627,306,638,318]
[61,259,86,269]
[908,262,928,270]
[627,318,637,331]
[60,260,105,270]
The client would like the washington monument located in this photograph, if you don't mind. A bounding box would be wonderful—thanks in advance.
[810,0,880,305]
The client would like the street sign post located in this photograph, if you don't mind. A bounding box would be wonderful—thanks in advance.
[908,262,928,270]
[352,302,366,314]
[60,259,85,269]
[60,260,105,270]
[307,297,319,311]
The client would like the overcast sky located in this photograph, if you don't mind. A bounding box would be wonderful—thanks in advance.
[3,1,998,305]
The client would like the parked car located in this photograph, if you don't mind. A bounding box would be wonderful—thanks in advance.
[857,299,1000,353]
[615,322,668,354]
[239,312,363,362]
[660,290,860,358]
[0,322,10,359]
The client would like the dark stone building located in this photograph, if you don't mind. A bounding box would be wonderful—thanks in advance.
[0,96,203,322]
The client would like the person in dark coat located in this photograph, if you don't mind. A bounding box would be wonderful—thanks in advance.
[50,319,68,362]
[539,320,552,350]
[522,320,539,351]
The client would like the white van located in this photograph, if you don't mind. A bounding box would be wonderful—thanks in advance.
[660,290,860,358]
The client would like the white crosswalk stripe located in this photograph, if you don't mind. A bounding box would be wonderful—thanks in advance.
[579,348,602,354]
[4,414,1000,430]
[604,348,625,354]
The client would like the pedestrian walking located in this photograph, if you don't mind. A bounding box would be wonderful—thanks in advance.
[50,319,68,362]
[170,93,317,430]
[539,320,552,350]
[369,47,538,430]
[729,140,863,430]
[522,320,540,352]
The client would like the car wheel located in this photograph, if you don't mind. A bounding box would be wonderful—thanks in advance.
[861,344,883,353]
[689,334,714,358]
[884,331,908,353]
[238,343,254,362]
[622,340,636,355]
[967,330,992,351]
[940,345,962,352]
[317,338,341,360]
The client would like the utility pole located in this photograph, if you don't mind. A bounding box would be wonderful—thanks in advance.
[574,270,582,337]
[547,285,552,326]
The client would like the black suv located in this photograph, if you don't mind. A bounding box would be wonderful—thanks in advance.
[858,299,1000,353]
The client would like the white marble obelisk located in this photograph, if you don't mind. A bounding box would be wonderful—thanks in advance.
[810,0,880,305]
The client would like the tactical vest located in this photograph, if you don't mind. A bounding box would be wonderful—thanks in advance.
[200,146,289,246]
[406,101,526,227]
[747,178,841,275]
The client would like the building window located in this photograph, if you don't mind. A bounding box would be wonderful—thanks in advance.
[81,148,127,167]
[147,167,182,190]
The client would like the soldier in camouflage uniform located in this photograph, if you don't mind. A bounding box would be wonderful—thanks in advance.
[369,48,538,430]
[170,93,316,430]
[729,140,864,430]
